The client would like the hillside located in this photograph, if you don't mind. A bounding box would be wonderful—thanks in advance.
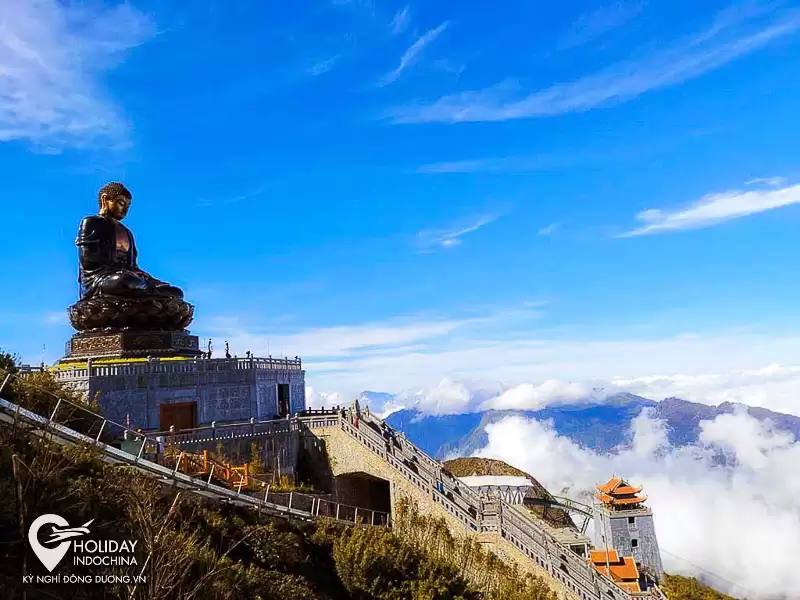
[0,359,558,600]
[661,574,741,600]
[444,457,575,529]
[445,456,532,478]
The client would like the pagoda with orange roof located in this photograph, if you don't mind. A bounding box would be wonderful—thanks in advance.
[592,476,664,584]
[595,476,647,510]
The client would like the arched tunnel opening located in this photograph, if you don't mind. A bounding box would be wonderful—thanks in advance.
[333,472,391,515]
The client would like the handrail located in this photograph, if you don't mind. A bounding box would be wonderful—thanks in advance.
[0,390,387,530]
[1,369,660,600]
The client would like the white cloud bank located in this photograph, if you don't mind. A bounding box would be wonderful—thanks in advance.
[0,0,155,149]
[206,303,800,417]
[335,362,800,418]
[476,410,800,599]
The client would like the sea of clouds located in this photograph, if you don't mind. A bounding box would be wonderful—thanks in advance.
[476,409,800,599]
[307,378,800,599]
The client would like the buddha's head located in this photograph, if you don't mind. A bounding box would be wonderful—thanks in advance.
[98,182,132,220]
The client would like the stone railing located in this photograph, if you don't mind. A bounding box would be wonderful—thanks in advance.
[148,417,303,443]
[0,390,385,530]
[50,356,303,380]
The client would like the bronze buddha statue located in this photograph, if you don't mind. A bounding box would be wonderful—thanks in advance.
[77,182,183,300]
[68,182,193,332]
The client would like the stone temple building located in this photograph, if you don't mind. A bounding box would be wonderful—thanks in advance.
[592,476,664,583]
[52,355,306,431]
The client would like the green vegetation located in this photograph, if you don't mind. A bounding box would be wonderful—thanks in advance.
[0,367,558,600]
[0,360,742,600]
[661,574,742,600]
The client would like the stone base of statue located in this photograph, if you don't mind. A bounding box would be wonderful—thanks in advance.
[68,295,194,332]
[62,329,202,360]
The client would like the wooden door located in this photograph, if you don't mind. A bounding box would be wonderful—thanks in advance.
[160,401,197,431]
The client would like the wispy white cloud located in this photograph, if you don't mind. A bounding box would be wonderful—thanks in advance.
[197,182,273,207]
[537,222,559,236]
[477,411,800,599]
[308,54,341,76]
[415,214,497,251]
[431,58,465,79]
[416,155,571,174]
[390,6,411,36]
[618,182,800,237]
[0,0,156,150]
[559,1,643,50]
[387,7,800,123]
[378,21,450,86]
[746,175,788,187]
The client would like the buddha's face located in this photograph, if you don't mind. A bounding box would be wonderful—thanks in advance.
[101,193,131,220]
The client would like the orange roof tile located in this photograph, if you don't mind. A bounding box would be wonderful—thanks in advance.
[595,493,647,506]
[589,552,641,582]
[614,485,643,495]
[617,581,642,592]
[610,495,647,505]
[597,477,622,493]
[590,549,620,563]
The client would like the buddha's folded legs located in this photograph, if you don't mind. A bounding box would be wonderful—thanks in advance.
[97,271,150,296]
[96,271,183,299]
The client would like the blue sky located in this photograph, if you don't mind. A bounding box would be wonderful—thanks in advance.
[3,0,800,411]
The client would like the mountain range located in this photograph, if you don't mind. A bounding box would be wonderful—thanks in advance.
[365,392,800,459]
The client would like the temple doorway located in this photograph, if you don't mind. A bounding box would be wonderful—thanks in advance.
[160,401,197,431]
[277,384,290,417]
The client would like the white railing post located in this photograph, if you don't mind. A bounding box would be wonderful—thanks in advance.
[264,484,270,503]
[336,503,340,520]
[172,452,184,476]
[0,373,11,396]
[207,464,215,485]
[136,438,147,460]
[288,492,293,511]
[95,420,106,442]
[48,398,63,424]
[354,507,358,524]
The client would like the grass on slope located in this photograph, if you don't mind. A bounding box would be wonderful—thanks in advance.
[0,361,559,600]
[661,574,742,600]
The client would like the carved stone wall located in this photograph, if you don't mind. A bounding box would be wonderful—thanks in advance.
[207,385,250,422]
[97,389,148,427]
[256,373,278,419]
[290,382,305,413]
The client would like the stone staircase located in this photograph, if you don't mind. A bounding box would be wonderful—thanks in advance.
[123,406,666,600]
